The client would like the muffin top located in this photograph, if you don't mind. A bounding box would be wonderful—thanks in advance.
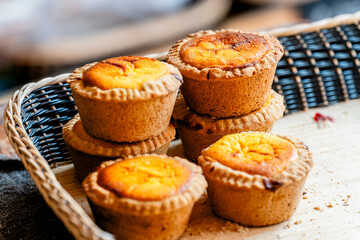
[166,29,283,80]
[180,32,270,70]
[202,132,298,178]
[97,156,193,201]
[82,56,168,90]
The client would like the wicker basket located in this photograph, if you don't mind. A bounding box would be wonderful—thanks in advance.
[4,11,360,240]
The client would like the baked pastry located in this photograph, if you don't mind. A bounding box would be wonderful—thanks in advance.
[198,132,313,226]
[62,115,176,181]
[67,56,182,142]
[173,90,285,162]
[166,29,283,117]
[82,154,207,240]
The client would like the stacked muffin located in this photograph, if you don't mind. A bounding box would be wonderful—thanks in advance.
[62,56,182,181]
[167,29,285,162]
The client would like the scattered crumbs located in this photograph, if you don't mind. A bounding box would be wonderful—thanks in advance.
[357,211,360,213]
[343,195,351,206]
[328,170,334,173]
[309,219,314,222]
[343,111,348,115]
[327,203,334,208]
[330,178,334,181]
[303,191,307,195]
[221,221,248,233]
[294,220,302,225]
[336,203,340,205]
[216,231,224,236]
[302,196,308,199]
[284,224,290,229]
[314,206,323,211]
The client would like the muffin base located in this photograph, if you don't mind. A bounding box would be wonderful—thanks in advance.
[181,65,276,118]
[206,174,306,226]
[89,200,193,240]
[73,90,178,143]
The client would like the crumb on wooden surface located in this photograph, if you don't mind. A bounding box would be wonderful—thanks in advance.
[343,195,351,206]
[294,220,302,225]
[314,206,322,211]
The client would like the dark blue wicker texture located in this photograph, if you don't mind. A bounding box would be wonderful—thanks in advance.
[21,82,77,164]
[275,24,360,113]
[21,23,360,164]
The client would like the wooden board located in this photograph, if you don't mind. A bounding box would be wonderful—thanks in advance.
[53,99,360,239]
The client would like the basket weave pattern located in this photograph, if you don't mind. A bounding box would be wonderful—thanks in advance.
[4,12,360,240]
[274,24,360,113]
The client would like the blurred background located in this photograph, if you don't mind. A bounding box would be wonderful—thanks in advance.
[1,0,360,101]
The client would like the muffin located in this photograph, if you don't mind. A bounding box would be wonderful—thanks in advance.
[62,115,176,181]
[166,29,283,117]
[67,56,182,142]
[198,132,313,226]
[82,154,207,240]
[173,90,285,162]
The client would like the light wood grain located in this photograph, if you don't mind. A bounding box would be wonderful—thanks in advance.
[53,99,360,239]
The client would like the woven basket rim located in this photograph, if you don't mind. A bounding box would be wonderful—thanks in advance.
[4,11,360,240]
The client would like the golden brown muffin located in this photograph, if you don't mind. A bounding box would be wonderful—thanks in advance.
[173,90,285,162]
[166,29,283,118]
[83,154,207,240]
[198,132,313,226]
[62,115,176,181]
[67,56,182,143]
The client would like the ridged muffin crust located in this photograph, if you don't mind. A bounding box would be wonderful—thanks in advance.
[62,115,176,157]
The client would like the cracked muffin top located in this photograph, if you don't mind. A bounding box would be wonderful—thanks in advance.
[201,132,298,178]
[82,56,169,90]
[166,29,283,80]
[97,155,193,201]
[179,32,270,70]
